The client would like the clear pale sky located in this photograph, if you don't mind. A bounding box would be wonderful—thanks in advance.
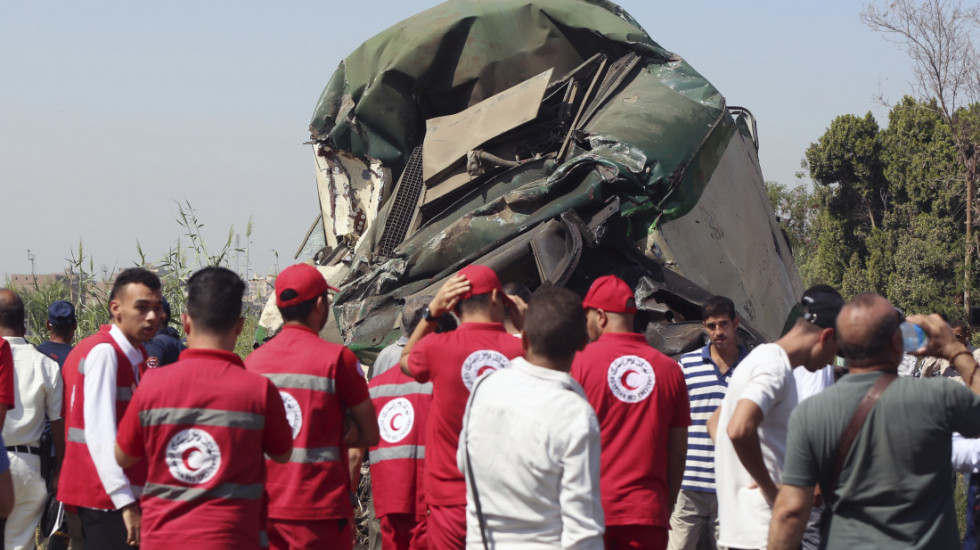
[1,0,914,278]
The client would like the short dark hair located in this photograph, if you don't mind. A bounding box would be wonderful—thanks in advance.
[837,292,900,361]
[49,319,76,340]
[0,290,25,331]
[186,267,245,334]
[110,268,162,301]
[502,282,531,304]
[702,296,736,320]
[524,286,586,361]
[278,290,324,322]
[952,319,970,332]
[457,293,492,316]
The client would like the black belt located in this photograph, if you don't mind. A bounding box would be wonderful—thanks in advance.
[6,445,41,455]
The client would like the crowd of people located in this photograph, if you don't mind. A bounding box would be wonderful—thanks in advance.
[0,261,977,550]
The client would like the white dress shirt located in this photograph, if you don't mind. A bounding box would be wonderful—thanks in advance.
[457,357,604,550]
[82,324,143,508]
[1,337,62,447]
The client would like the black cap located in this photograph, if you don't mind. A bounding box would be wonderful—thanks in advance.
[801,286,844,329]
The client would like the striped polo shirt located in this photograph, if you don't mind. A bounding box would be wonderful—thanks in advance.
[679,343,747,492]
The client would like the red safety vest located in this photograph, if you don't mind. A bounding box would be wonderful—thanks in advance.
[58,325,147,510]
[122,349,278,550]
[368,367,431,519]
[245,324,369,520]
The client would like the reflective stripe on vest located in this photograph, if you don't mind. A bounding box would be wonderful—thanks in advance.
[67,427,86,443]
[263,373,334,394]
[117,387,133,401]
[371,445,424,463]
[369,382,433,399]
[143,481,263,501]
[289,446,340,464]
[138,408,265,430]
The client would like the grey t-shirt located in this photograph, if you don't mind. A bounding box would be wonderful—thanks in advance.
[783,371,980,549]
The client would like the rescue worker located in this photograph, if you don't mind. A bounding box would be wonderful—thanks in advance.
[58,267,163,549]
[115,266,293,548]
[571,275,691,550]
[246,263,378,549]
[398,265,526,550]
[369,298,434,549]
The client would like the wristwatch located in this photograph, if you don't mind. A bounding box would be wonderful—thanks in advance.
[422,305,441,322]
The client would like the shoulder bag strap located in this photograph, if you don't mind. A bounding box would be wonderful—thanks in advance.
[829,372,897,497]
[463,376,491,550]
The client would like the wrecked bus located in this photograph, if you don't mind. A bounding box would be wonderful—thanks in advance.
[258,0,803,359]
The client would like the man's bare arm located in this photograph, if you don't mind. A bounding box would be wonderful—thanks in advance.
[727,399,779,505]
[666,426,687,514]
[768,484,814,550]
[345,400,380,448]
[114,444,141,469]
[399,275,471,376]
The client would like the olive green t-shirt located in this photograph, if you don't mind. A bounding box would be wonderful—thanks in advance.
[783,371,980,549]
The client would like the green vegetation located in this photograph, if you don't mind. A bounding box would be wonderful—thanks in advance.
[768,96,974,320]
[7,201,266,359]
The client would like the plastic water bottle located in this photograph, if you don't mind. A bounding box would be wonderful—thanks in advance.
[900,322,928,352]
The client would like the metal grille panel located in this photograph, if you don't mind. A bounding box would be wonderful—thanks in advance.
[378,146,425,256]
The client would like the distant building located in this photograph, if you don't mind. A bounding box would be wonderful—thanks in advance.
[247,276,273,311]
[7,273,68,292]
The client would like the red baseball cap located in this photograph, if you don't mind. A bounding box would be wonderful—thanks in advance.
[275,264,338,308]
[457,264,507,301]
[582,275,637,314]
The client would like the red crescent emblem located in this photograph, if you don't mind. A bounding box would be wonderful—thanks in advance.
[477,366,496,377]
[621,370,639,391]
[182,448,200,471]
[389,413,404,432]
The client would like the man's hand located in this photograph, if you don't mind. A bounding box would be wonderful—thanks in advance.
[121,502,141,546]
[906,313,966,360]
[504,293,528,331]
[429,275,471,318]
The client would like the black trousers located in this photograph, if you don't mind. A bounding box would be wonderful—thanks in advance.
[78,507,134,549]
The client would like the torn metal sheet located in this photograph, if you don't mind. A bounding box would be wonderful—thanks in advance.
[268,0,804,362]
[422,69,552,183]
[312,147,391,255]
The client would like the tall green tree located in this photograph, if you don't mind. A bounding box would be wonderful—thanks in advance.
[801,97,966,318]
[863,0,980,314]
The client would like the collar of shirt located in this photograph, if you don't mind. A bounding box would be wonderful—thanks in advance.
[281,324,317,336]
[396,336,408,346]
[700,343,749,374]
[596,331,648,345]
[455,322,508,333]
[178,348,245,368]
[511,356,579,391]
[2,336,28,347]
[836,370,889,386]
[109,323,145,367]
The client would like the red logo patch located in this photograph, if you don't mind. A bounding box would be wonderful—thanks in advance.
[146,356,160,369]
